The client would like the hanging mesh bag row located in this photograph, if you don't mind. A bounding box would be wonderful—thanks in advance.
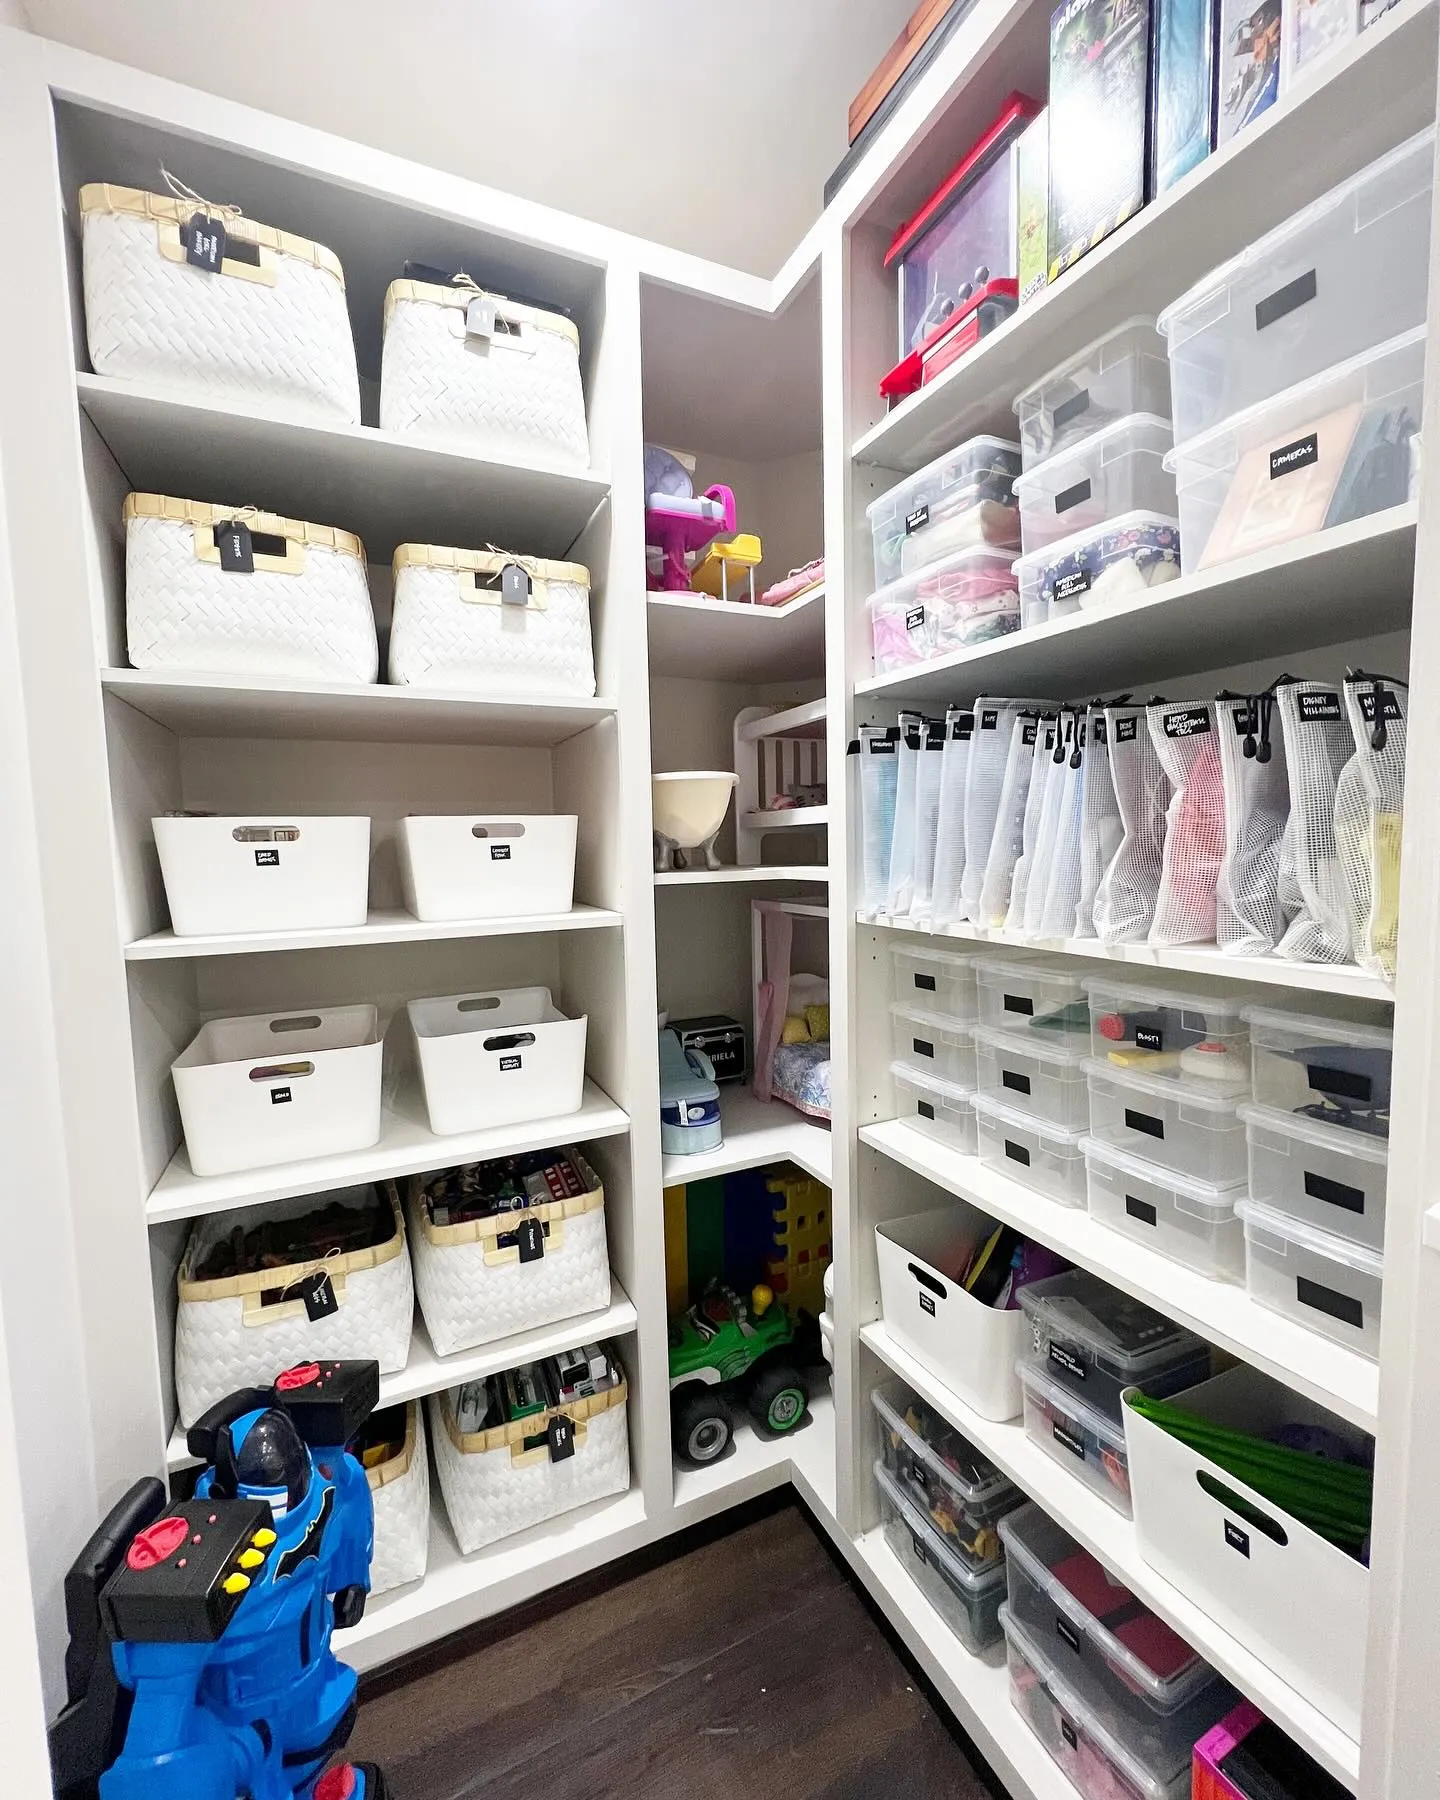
[960,698,1045,921]
[1021,712,1078,938]
[1215,688,1292,956]
[1036,712,1089,941]
[930,709,975,930]
[1003,717,1057,932]
[1094,700,1171,943]
[979,712,1043,929]
[886,711,925,917]
[856,726,899,919]
[1148,700,1226,946]
[1337,673,1407,981]
[1274,680,1355,964]
[909,717,949,925]
[1074,704,1123,941]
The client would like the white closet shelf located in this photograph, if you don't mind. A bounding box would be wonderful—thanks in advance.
[76,373,610,562]
[738,696,828,741]
[655,864,828,887]
[860,913,1393,1003]
[850,0,1437,472]
[101,668,615,748]
[125,905,622,960]
[860,1321,1361,1789]
[662,1087,832,1185]
[165,1281,640,1472]
[854,507,1417,705]
[647,586,826,683]
[146,1079,630,1224]
[861,1118,1379,1431]
[672,1390,836,1527]
[740,805,829,831]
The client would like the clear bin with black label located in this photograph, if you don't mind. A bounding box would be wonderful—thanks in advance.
[872,1384,1020,1564]
[876,1461,1010,1652]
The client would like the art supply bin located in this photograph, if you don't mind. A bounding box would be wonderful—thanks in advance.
[1241,1003,1392,1137]
[398,814,578,922]
[872,1384,1021,1560]
[408,986,587,1135]
[153,814,371,937]
[1084,973,1252,1095]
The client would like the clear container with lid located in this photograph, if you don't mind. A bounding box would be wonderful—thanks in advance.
[1018,1267,1211,1424]
[973,1091,1088,1207]
[1157,128,1434,444]
[1013,510,1182,624]
[973,1020,1090,1132]
[1014,414,1177,556]
[875,1461,1010,1652]
[1015,317,1173,469]
[1240,1003,1393,1136]
[1239,1101,1389,1252]
[975,952,1092,1038]
[1084,973,1252,1095]
[867,545,1020,674]
[891,1061,977,1154]
[866,435,1022,590]
[872,1384,1020,1561]
[891,1002,978,1088]
[1084,1059,1248,1185]
[1081,1134,1246,1282]
[1237,1199,1384,1359]
[1017,1360,1133,1513]
[891,941,980,1020]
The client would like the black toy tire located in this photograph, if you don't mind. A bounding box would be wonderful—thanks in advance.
[746,1364,808,1436]
[672,1386,732,1466]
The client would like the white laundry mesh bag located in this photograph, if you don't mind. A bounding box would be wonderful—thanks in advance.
[929,710,974,930]
[961,698,1046,921]
[1274,682,1355,964]
[887,713,924,916]
[858,728,899,919]
[1148,701,1226,946]
[1337,674,1407,980]
[1005,718,1058,933]
[1037,715,1089,940]
[909,718,948,924]
[1215,691,1292,955]
[980,713,1043,929]
[1075,705,1123,939]
[1024,714,1080,938]
[1094,703,1171,943]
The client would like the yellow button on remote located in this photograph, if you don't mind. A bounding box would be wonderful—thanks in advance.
[238,1549,265,1570]
[222,1573,251,1596]
[251,1529,277,1548]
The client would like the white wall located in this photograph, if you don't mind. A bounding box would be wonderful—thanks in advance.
[0,0,30,25]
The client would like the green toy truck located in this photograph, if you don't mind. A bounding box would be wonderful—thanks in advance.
[668,1283,810,1466]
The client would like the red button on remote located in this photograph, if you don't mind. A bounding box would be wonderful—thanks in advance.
[126,1516,190,1570]
[276,1363,321,1391]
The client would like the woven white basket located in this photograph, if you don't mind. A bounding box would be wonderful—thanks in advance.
[366,1401,430,1596]
[379,279,588,468]
[429,1377,629,1556]
[126,494,378,682]
[173,1183,413,1426]
[408,1154,612,1358]
[81,185,360,423]
[388,543,595,697]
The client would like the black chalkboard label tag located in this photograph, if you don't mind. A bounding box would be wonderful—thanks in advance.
[1270,433,1318,480]
[300,1271,337,1321]
[1005,1139,1031,1167]
[254,848,280,867]
[185,212,226,271]
[909,1527,928,1564]
[1052,568,1091,602]
[1224,1520,1251,1558]
[1055,477,1092,515]
[1053,389,1091,432]
[1255,268,1317,331]
[1126,1195,1158,1227]
[1053,1421,1086,1460]
[270,1087,292,1106]
[905,605,926,632]
[517,1217,545,1262]
[500,1054,522,1072]
[547,1414,575,1461]
[215,521,254,573]
[490,843,512,860]
[1358,689,1403,723]
[1134,1026,1163,1053]
[1163,705,1211,738]
[1115,716,1138,743]
[905,504,930,535]
[1056,1615,1082,1655]
[919,1291,936,1316]
[1124,1107,1165,1140]
[917,1100,936,1120]
[980,709,999,730]
[914,973,937,992]
[1060,1717,1079,1750]
[913,1038,934,1059]
[1049,1342,1086,1381]
[1298,690,1343,721]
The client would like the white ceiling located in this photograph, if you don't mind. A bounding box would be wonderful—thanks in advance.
[22,0,923,274]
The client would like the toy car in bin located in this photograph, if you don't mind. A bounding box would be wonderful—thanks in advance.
[668,1282,811,1466]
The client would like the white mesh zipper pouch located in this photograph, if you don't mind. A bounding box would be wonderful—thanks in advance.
[961,697,1047,921]
[909,718,948,924]
[1149,701,1226,946]
[930,710,974,930]
[1094,704,1170,942]
[1075,706,1122,939]
[1023,713,1079,937]
[1274,682,1355,964]
[979,713,1042,928]
[1037,716,1088,939]
[1004,719,1056,932]
[1337,675,1407,980]
[1215,692,1291,955]
[858,728,899,918]
[887,713,924,916]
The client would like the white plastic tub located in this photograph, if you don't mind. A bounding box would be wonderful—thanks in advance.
[398,814,578,922]
[1013,510,1181,623]
[972,1091,1088,1207]
[1014,414,1176,556]
[890,1062,978,1155]
[409,986,587,1136]
[1237,1198,1383,1359]
[973,1021,1090,1131]
[1014,317,1173,469]
[866,435,1022,589]
[153,815,370,937]
[1239,1101,1388,1250]
[1241,1003,1392,1136]
[1084,1060,1247,1185]
[1018,1359,1133,1514]
[1084,973,1252,1095]
[890,1002,978,1088]
[867,545,1020,674]
[890,942,980,1020]
[974,953,1092,1039]
[172,1005,383,1177]
[1082,1135,1246,1282]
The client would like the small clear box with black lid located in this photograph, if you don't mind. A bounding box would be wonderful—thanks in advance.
[872,1384,1022,1567]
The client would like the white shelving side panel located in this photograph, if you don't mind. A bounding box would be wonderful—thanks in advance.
[861,1322,1361,1791]
[147,1079,631,1224]
[646,587,826,682]
[662,1087,832,1186]
[861,913,1393,1003]
[862,1118,1378,1431]
[126,905,623,960]
[655,865,829,887]
[738,695,829,740]
[671,1391,835,1527]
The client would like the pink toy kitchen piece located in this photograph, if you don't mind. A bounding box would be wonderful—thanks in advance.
[645,483,737,591]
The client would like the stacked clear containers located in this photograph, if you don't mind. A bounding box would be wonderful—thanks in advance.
[889,944,982,1152]
[868,546,1021,674]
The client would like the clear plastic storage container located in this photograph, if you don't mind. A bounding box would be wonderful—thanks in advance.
[1241,1004,1392,1136]
[891,1061,978,1154]
[872,1385,1021,1562]
[867,546,1020,674]
[1014,415,1177,556]
[972,1022,1090,1132]
[866,435,1022,589]
[891,942,981,1020]
[1084,974,1252,1095]
[1237,1199,1384,1359]
[1013,510,1182,623]
[1157,129,1434,444]
[1165,326,1425,575]
[973,1091,1088,1206]
[1238,1102,1388,1252]
[1018,1360,1133,1513]
[1015,316,1173,469]
[890,1003,978,1088]
[876,1462,1010,1652]
[1018,1268,1211,1423]
[1084,1060,1248,1185]
[975,954,1092,1038]
[1081,1135,1246,1282]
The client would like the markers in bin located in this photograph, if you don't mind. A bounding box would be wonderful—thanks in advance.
[961,1227,1069,1310]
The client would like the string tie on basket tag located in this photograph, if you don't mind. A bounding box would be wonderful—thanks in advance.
[160,166,243,222]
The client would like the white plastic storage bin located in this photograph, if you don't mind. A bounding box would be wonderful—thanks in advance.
[430,1367,630,1556]
[867,546,1020,674]
[874,1207,1026,1421]
[364,1401,430,1596]
[398,814,578,922]
[153,815,371,937]
[973,1022,1090,1132]
[1166,326,1425,574]
[1018,1359,1134,1514]
[890,1062,978,1155]
[1242,1003,1392,1136]
[890,1003,978,1088]
[1085,973,1252,1094]
[872,1384,1021,1561]
[124,494,378,683]
[1082,1135,1246,1282]
[80,183,361,424]
[1238,1103,1388,1251]
[1084,1060,1247,1185]
[1014,317,1173,469]
[875,1462,1009,1652]
[388,544,595,697]
[866,436,1022,588]
[408,987,587,1136]
[379,277,590,469]
[171,1005,383,1178]
[1013,510,1181,622]
[973,1092,1088,1207]
[1237,1199,1383,1358]
[1157,129,1434,444]
[407,1149,612,1357]
[173,1183,413,1425]
[1124,1363,1371,1740]
[974,954,1092,1040]
[890,942,980,1020]
[1014,415,1176,556]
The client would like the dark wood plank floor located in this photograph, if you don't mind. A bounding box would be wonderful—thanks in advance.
[350,1498,1003,1800]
